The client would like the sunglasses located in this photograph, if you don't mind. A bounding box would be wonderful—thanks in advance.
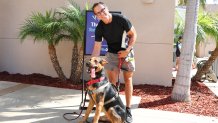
[95,8,106,16]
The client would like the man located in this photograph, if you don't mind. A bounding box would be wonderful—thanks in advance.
[92,2,137,123]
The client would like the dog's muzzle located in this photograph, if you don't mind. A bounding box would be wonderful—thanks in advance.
[86,62,98,78]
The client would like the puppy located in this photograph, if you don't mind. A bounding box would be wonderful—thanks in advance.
[79,57,126,123]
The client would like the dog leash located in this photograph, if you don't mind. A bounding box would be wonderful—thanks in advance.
[63,77,105,122]
[62,91,88,121]
[117,49,132,92]
[117,58,125,92]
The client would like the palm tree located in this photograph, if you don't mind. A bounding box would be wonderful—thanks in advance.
[56,0,86,84]
[192,14,218,81]
[171,0,200,101]
[175,10,218,47]
[174,9,209,46]
[19,10,67,81]
[175,1,218,82]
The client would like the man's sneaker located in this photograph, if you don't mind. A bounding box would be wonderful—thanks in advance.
[126,107,133,123]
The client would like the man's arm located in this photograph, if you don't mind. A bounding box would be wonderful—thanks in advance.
[92,42,102,57]
[118,26,137,58]
[126,26,137,52]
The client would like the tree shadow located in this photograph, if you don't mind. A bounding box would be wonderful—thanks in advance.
[139,96,176,108]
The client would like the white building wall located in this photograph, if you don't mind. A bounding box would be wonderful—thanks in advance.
[0,0,175,86]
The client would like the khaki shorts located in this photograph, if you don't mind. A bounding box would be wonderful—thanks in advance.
[105,51,135,72]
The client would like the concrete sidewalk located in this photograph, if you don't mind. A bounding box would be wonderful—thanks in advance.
[0,81,217,123]
[204,80,218,97]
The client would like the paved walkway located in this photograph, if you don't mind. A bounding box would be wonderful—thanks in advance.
[204,80,218,97]
[0,81,217,123]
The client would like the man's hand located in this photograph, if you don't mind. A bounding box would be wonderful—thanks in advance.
[92,42,102,57]
[118,50,129,58]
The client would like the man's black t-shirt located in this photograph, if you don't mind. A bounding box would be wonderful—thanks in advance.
[95,13,132,54]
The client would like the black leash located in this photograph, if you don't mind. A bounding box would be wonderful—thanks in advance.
[63,54,88,121]
[117,49,132,91]
[62,91,88,121]
[117,58,126,92]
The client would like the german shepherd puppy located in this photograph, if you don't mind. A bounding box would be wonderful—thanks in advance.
[79,57,126,123]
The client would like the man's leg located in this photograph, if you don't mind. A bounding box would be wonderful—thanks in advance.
[123,71,133,108]
[105,52,119,85]
[123,71,133,123]
[107,69,133,107]
[106,70,119,85]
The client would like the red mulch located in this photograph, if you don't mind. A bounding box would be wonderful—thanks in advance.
[0,71,217,117]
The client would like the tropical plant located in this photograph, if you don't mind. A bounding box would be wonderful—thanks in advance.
[56,0,87,84]
[175,10,218,45]
[176,0,218,82]
[174,0,206,43]
[19,1,89,84]
[192,14,218,81]
[19,10,67,81]
[172,0,200,101]
[174,7,185,42]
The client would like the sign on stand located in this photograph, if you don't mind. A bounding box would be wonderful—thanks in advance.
[84,11,121,56]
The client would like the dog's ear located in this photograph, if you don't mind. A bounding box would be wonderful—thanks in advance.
[100,58,108,66]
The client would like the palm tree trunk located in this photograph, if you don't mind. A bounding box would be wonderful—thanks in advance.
[171,0,199,102]
[48,44,66,81]
[70,42,84,84]
[70,43,79,83]
[192,45,218,81]
[74,44,84,83]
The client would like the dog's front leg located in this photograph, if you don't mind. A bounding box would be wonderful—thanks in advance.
[79,97,95,123]
[93,93,104,123]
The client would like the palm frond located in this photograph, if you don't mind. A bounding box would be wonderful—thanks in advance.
[177,0,206,8]
[54,0,86,43]
[198,13,218,43]
[19,10,63,45]
[174,9,218,46]
[196,24,206,45]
